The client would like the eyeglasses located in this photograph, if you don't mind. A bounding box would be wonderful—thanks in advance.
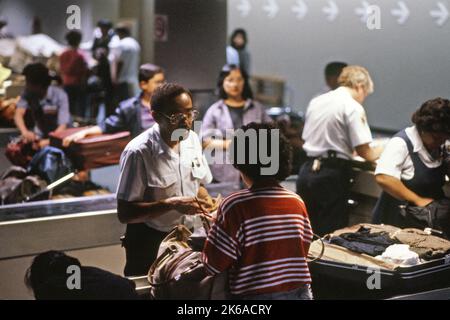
[157,109,199,124]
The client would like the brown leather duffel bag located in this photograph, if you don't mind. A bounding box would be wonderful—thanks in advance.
[49,127,131,170]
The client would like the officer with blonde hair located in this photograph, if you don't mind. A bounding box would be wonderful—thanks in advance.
[296,65,383,236]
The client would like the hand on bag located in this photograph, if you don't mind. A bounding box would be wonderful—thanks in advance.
[22,130,36,143]
[414,197,434,207]
[38,139,50,149]
[164,196,210,215]
[62,131,87,147]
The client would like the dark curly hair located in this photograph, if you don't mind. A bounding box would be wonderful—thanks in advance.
[151,83,192,114]
[232,122,292,182]
[217,64,253,100]
[412,98,450,135]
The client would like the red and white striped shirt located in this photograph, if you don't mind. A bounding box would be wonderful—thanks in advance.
[202,185,313,297]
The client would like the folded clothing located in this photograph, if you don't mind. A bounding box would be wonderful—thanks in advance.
[328,226,399,257]
[376,244,420,266]
[391,228,450,260]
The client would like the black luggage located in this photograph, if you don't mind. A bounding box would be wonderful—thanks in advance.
[308,224,450,299]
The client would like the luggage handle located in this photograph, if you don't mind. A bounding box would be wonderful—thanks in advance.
[307,233,325,263]
[23,172,75,202]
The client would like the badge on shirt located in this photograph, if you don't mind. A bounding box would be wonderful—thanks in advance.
[361,114,367,125]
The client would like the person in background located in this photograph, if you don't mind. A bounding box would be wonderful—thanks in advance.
[62,64,165,147]
[116,83,212,276]
[324,62,348,91]
[112,23,141,104]
[14,63,70,149]
[92,19,120,53]
[201,64,271,193]
[296,65,383,236]
[0,18,14,39]
[203,122,314,300]
[311,62,348,99]
[226,29,251,75]
[25,250,138,300]
[60,30,89,121]
[92,19,118,117]
[373,98,450,226]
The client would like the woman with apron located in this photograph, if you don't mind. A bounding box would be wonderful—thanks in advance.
[373,98,450,226]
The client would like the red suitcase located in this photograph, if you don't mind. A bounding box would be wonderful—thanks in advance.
[49,127,131,170]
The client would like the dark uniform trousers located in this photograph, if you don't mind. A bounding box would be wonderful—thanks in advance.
[122,223,168,277]
[296,159,352,236]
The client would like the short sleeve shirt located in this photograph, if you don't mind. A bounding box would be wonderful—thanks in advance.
[16,85,70,137]
[302,86,373,159]
[116,124,213,232]
[375,126,444,180]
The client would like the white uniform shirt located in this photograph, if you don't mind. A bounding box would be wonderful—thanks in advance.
[116,124,213,232]
[115,37,140,85]
[375,126,443,180]
[302,87,373,159]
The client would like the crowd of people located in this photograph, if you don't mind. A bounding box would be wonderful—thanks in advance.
[1,23,449,300]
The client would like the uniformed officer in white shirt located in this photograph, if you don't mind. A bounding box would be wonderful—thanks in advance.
[117,83,212,276]
[296,65,383,236]
[373,98,450,226]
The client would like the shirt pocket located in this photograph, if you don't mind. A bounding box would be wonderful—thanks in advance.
[190,156,208,180]
[147,173,178,200]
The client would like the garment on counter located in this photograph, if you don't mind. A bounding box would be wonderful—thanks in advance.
[201,99,271,186]
[372,129,446,226]
[308,239,398,270]
[377,244,420,266]
[332,223,401,236]
[329,226,398,257]
[98,94,155,138]
[202,185,313,297]
[17,85,70,138]
[391,228,450,260]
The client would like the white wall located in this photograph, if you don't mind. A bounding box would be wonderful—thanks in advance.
[228,0,450,131]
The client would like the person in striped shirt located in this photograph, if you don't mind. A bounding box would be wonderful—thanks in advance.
[202,122,314,300]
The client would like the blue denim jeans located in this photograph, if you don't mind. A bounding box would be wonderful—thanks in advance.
[240,285,314,300]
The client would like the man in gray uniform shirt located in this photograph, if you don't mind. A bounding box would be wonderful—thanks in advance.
[116,83,212,276]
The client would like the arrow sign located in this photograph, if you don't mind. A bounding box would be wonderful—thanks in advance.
[391,1,409,25]
[355,1,372,23]
[430,2,449,26]
[292,0,308,20]
[263,0,279,19]
[237,0,251,18]
[323,0,339,22]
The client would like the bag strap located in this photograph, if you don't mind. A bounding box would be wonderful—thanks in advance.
[148,246,202,287]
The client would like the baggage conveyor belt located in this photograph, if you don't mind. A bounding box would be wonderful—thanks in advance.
[0,194,124,259]
[0,194,117,222]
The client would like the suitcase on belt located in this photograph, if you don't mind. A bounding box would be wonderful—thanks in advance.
[308,225,450,299]
[49,127,131,170]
